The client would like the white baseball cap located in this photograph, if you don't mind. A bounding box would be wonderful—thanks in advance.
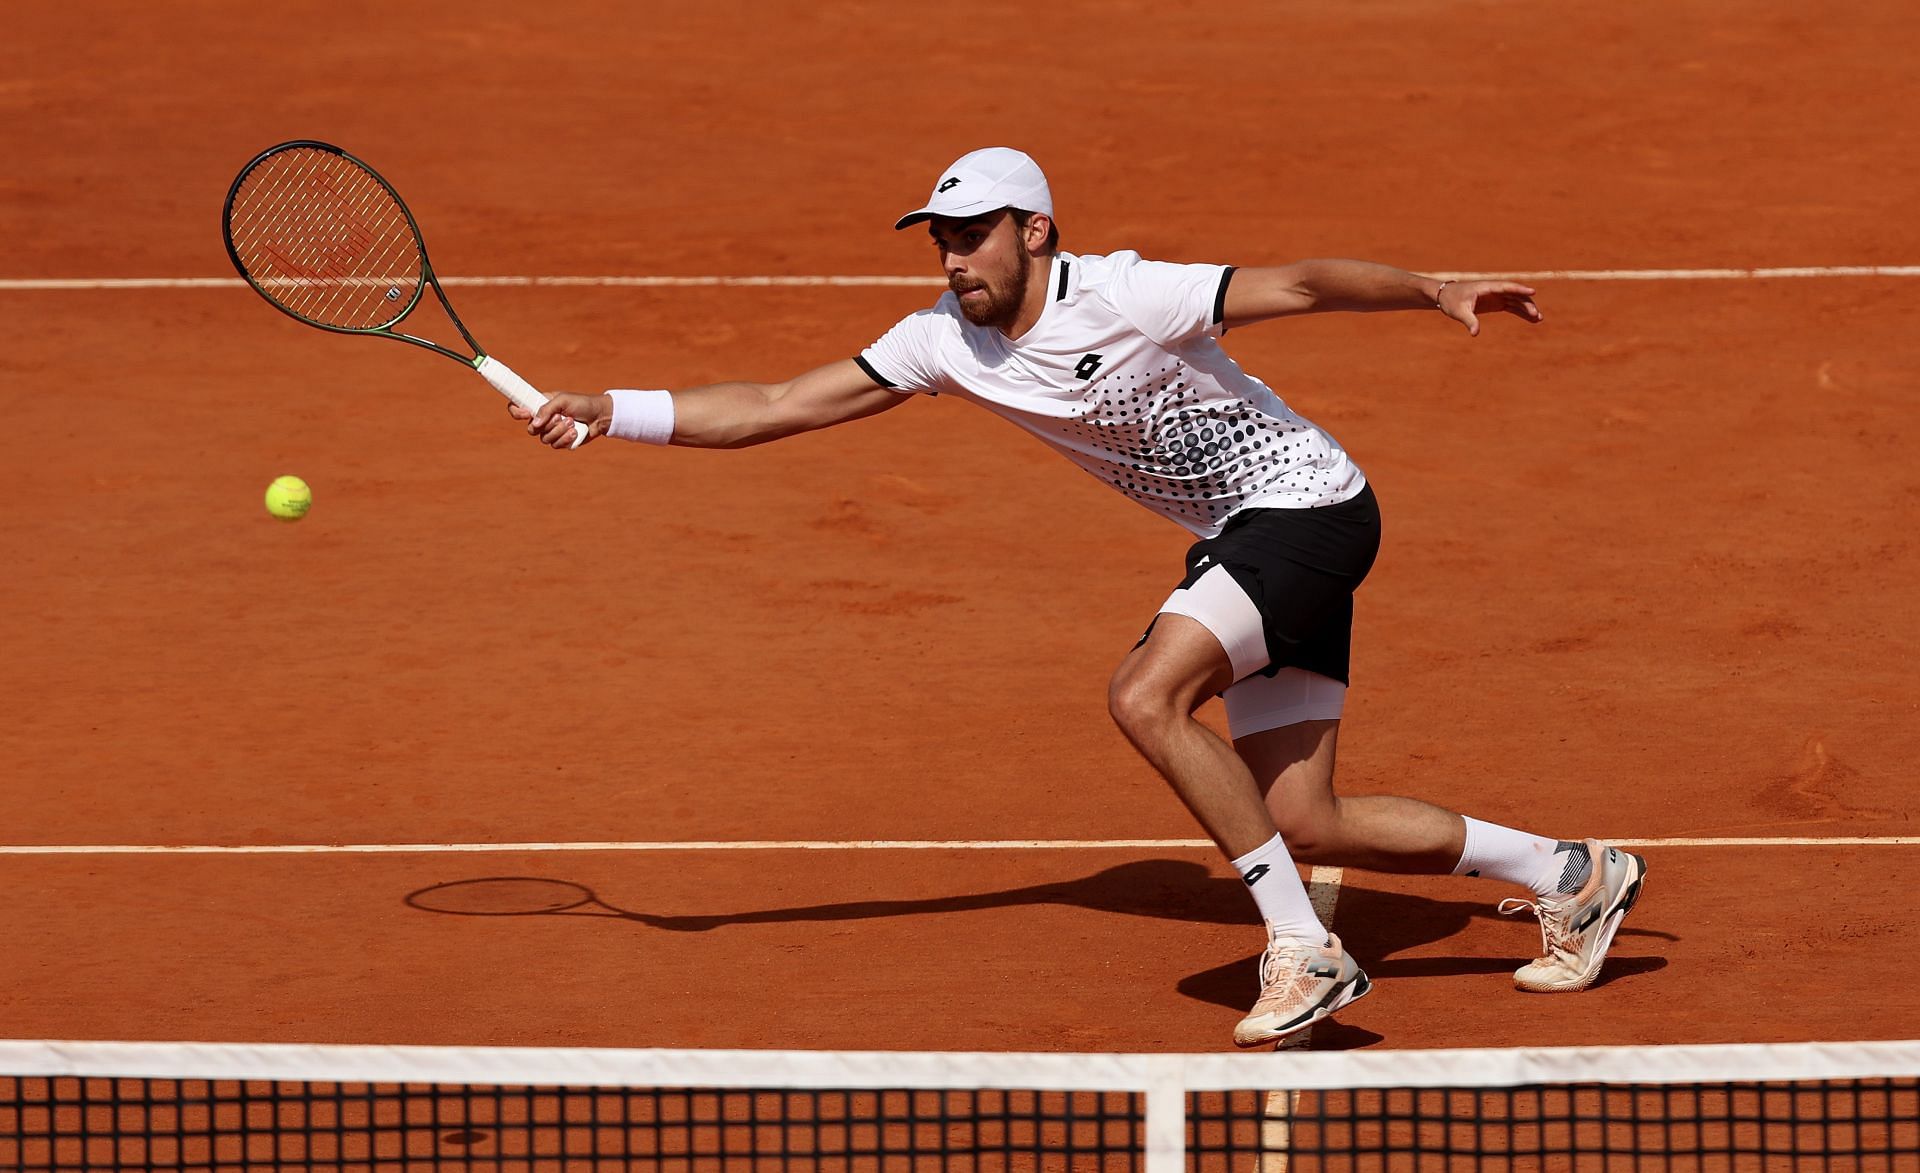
[893,147,1055,231]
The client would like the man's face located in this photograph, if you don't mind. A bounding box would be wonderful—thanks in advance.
[929,210,1032,329]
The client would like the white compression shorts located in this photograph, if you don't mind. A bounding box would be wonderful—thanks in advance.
[1157,563,1348,738]
[1220,666,1347,739]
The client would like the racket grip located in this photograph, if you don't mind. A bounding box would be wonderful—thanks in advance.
[475,355,588,449]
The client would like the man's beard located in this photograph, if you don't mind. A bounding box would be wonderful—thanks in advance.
[953,256,1031,329]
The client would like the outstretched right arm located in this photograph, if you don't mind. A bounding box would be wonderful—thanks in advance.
[512,358,908,450]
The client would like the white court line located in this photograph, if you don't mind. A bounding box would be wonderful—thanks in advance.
[0,839,1213,856]
[0,835,1914,856]
[1608,836,1920,847]
[3,266,1920,291]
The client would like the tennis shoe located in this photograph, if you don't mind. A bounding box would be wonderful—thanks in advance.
[1499,839,1647,993]
[1232,932,1371,1048]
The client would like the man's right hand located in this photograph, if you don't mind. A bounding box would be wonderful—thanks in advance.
[510,392,610,449]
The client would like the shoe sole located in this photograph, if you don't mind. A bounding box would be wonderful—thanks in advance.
[1515,852,1647,994]
[1232,970,1372,1048]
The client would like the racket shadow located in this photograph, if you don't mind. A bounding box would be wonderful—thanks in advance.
[405,877,690,928]
[402,861,1271,934]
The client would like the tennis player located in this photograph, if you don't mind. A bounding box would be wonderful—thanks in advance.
[517,148,1648,1046]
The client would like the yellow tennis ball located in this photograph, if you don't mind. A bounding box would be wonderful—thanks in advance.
[264,475,312,521]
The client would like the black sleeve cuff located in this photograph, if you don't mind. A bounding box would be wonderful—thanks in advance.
[852,355,896,389]
[1211,266,1237,327]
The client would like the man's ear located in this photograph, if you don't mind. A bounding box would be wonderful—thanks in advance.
[1023,212,1054,255]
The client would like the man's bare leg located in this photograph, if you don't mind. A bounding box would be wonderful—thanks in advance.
[1109,616,1371,1045]
[1107,615,1277,860]
[1234,713,1648,994]
[1236,720,1466,874]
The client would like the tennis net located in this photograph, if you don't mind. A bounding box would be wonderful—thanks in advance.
[4,1039,1918,1171]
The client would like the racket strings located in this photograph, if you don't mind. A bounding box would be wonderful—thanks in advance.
[227,147,423,330]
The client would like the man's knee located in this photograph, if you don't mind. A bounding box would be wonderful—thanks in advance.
[1107,663,1172,739]
[1269,795,1340,859]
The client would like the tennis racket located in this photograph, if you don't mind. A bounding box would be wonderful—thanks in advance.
[221,140,585,447]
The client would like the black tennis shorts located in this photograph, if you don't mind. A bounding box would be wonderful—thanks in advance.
[1165,484,1382,685]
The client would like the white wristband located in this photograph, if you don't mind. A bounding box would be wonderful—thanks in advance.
[604,389,675,445]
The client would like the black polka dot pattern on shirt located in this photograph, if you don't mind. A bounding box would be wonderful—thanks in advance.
[1043,362,1346,530]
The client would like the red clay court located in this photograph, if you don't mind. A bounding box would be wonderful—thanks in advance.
[3,0,1918,1073]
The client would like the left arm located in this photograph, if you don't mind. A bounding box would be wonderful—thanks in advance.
[1221,260,1542,336]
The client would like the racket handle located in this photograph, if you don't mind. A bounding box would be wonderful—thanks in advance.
[475,355,588,449]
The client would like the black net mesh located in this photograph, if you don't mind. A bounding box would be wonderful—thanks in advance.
[6,1058,1919,1171]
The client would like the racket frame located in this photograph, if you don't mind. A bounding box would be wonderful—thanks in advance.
[222,139,587,446]
[220,139,492,372]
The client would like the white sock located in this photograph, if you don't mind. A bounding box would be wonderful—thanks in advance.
[1231,832,1327,943]
[1452,817,1592,898]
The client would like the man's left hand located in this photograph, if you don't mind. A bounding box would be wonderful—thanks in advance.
[1439,281,1542,336]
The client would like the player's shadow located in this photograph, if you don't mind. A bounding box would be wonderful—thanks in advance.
[405,862,1671,1015]
[403,861,1264,932]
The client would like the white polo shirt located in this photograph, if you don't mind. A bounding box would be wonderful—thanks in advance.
[857,251,1366,538]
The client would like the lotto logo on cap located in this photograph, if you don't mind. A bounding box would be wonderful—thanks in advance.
[894,147,1054,230]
